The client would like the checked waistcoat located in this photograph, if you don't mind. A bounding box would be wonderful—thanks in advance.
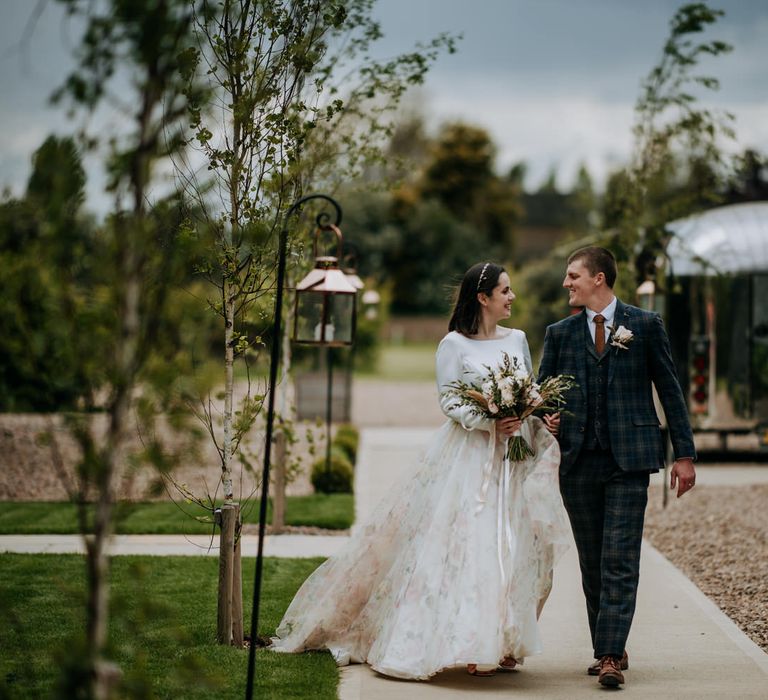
[584,325,611,451]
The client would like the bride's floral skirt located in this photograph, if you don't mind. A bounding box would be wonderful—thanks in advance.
[271,416,570,680]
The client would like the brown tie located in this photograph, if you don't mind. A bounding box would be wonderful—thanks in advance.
[594,314,606,354]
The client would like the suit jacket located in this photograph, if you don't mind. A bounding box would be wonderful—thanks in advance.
[538,299,696,474]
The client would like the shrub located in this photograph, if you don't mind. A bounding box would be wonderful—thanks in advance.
[335,423,359,440]
[332,432,358,463]
[334,424,359,453]
[311,450,354,494]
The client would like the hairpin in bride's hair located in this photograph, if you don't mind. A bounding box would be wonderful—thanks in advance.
[477,262,490,291]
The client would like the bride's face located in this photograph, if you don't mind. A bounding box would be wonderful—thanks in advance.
[480,272,515,322]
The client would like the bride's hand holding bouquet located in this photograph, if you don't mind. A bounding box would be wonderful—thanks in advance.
[495,416,523,438]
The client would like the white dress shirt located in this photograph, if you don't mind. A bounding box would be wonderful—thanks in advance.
[585,297,617,344]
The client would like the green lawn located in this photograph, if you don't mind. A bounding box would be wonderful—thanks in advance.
[356,342,436,382]
[0,553,334,699]
[0,494,353,535]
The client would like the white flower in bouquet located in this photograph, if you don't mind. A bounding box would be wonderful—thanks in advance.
[513,368,528,383]
[499,376,517,405]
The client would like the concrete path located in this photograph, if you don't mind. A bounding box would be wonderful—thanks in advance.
[2,425,768,699]
[338,540,768,699]
[0,532,347,558]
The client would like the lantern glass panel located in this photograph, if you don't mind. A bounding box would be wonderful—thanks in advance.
[295,290,326,343]
[329,293,355,344]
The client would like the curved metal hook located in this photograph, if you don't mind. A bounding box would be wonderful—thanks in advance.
[284,193,343,231]
[340,240,360,272]
[312,223,344,261]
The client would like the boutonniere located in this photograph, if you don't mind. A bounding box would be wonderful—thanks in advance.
[609,325,634,350]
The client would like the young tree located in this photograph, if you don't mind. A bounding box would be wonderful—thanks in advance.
[173,0,455,642]
[601,1,733,285]
[48,1,208,695]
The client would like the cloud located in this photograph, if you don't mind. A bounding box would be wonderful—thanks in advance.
[371,0,768,190]
[1,0,766,210]
[726,102,768,152]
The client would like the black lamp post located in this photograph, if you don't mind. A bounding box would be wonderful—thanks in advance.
[245,194,355,700]
[340,246,365,453]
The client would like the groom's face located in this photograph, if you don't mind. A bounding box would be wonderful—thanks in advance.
[563,259,600,308]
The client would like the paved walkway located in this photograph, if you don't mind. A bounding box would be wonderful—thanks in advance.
[2,427,768,698]
[339,539,768,699]
[0,532,347,558]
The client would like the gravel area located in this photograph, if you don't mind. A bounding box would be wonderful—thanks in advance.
[0,413,319,501]
[644,483,768,652]
[0,378,441,502]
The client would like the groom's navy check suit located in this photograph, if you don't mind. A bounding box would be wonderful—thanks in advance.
[538,299,695,658]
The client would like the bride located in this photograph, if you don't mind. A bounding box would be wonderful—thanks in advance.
[271,262,570,679]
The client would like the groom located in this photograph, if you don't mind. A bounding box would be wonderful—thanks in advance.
[538,246,696,688]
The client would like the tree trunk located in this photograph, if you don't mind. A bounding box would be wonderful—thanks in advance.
[222,279,235,502]
[217,503,237,644]
[271,296,295,531]
[216,503,243,646]
[232,511,244,647]
[85,525,113,699]
[218,66,244,645]
[85,225,140,697]
[85,509,122,699]
[272,430,287,531]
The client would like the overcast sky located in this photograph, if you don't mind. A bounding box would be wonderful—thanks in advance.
[1,0,766,212]
[370,0,768,189]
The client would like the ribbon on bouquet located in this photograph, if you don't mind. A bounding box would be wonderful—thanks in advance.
[476,423,519,583]
[475,421,498,511]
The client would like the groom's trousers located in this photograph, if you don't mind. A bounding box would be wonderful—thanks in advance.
[559,448,650,658]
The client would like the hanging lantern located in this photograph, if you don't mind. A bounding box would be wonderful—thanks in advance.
[341,244,365,291]
[344,269,364,291]
[636,279,656,311]
[293,224,357,346]
[361,288,381,320]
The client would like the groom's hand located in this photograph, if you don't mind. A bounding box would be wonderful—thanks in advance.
[670,458,696,498]
[543,413,560,436]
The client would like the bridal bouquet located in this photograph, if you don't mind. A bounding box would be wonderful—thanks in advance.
[447,353,575,460]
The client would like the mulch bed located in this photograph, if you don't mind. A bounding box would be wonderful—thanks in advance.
[244,524,350,536]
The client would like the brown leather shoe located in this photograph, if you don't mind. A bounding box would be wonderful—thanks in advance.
[597,655,625,687]
[587,649,628,676]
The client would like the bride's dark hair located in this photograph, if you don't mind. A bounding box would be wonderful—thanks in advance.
[448,262,505,336]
